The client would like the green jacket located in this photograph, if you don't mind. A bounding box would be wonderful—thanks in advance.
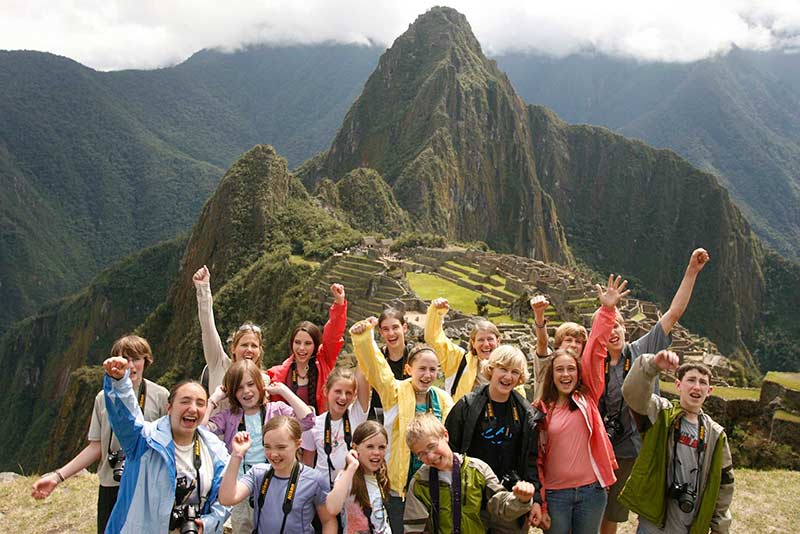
[403,454,532,534]
[619,354,734,534]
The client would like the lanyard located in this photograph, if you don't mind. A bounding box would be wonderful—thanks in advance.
[191,432,204,508]
[253,461,301,534]
[237,405,267,432]
[108,380,147,455]
[429,454,462,534]
[485,399,520,439]
[671,415,706,494]
[602,347,631,419]
[381,345,410,378]
[362,475,387,534]
[324,410,352,488]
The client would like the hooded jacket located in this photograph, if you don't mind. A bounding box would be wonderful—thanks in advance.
[103,373,231,534]
[352,325,454,496]
[268,300,347,412]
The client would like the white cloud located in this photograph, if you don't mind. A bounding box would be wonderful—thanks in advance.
[1,0,799,70]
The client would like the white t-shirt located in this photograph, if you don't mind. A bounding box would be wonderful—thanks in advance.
[339,473,391,534]
[302,401,368,486]
[173,437,214,508]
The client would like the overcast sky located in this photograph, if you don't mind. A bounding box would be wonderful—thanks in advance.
[2,0,799,71]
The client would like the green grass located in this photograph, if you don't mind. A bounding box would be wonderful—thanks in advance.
[764,372,800,391]
[406,272,519,323]
[774,409,800,423]
[444,260,480,274]
[659,381,761,400]
[289,255,320,268]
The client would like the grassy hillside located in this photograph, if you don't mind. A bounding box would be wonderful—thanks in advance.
[2,469,794,533]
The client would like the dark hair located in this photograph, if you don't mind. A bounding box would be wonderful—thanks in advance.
[290,321,322,357]
[536,349,588,411]
[378,307,406,328]
[677,362,713,380]
[406,344,438,366]
[223,360,266,414]
[351,421,390,511]
[168,380,207,404]
[110,334,154,369]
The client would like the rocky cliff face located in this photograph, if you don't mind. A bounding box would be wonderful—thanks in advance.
[306,7,572,264]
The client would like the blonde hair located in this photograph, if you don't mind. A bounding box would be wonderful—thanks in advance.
[405,413,447,448]
[480,345,530,385]
[553,322,588,349]
[468,320,501,356]
[228,322,264,368]
[110,334,154,369]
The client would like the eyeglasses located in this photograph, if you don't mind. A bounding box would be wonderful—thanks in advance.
[238,324,262,333]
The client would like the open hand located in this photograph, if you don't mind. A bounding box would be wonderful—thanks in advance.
[193,265,210,287]
[512,480,535,503]
[596,274,630,309]
[31,473,59,499]
[687,248,710,274]
[232,431,252,457]
[103,356,129,379]
[331,283,346,305]
[653,349,679,371]
[350,317,378,336]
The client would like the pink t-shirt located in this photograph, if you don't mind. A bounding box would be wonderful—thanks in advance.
[544,404,598,490]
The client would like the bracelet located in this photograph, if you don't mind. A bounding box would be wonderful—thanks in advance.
[53,470,65,483]
[534,319,547,329]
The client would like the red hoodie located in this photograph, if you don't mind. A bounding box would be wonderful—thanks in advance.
[535,305,619,509]
[267,301,347,413]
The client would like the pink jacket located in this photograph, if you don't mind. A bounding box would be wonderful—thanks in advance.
[267,301,347,413]
[535,305,618,507]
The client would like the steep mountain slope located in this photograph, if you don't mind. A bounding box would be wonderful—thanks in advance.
[497,49,800,260]
[302,8,572,264]
[0,44,380,333]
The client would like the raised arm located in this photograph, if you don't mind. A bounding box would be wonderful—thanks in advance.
[193,265,231,389]
[265,382,314,427]
[659,248,710,335]
[325,450,359,515]
[424,298,466,377]
[318,283,348,367]
[530,295,551,358]
[218,431,255,506]
[582,275,629,402]
[103,357,148,459]
[621,351,677,422]
[350,318,398,409]
[355,366,371,413]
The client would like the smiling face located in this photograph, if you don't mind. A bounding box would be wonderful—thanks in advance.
[379,317,407,350]
[355,431,388,474]
[677,369,713,413]
[488,364,522,399]
[608,316,626,353]
[410,432,452,471]
[233,332,261,363]
[292,330,316,365]
[263,425,301,470]
[558,334,585,357]
[552,353,579,400]
[471,329,499,360]
[168,383,207,441]
[406,351,439,393]
[235,374,262,411]
[325,378,356,419]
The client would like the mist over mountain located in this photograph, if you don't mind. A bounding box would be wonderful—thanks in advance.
[0,43,380,333]
[496,48,800,261]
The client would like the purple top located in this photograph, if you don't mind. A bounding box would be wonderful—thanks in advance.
[208,401,314,452]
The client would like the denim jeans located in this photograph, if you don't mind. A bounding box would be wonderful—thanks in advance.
[545,481,608,534]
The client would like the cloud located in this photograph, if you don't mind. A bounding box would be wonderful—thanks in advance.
[1,0,799,70]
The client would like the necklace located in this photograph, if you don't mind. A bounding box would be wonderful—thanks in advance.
[296,365,309,379]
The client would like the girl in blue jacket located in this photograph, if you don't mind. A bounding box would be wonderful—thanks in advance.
[103,356,231,533]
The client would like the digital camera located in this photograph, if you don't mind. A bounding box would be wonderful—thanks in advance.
[107,449,126,482]
[603,415,625,441]
[667,482,696,513]
[169,475,200,534]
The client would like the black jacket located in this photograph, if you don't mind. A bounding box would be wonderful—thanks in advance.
[445,385,544,503]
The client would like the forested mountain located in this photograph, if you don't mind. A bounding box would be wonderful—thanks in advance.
[0,44,381,333]
[496,48,800,261]
[1,7,798,473]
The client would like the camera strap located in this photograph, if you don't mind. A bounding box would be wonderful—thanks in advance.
[485,398,520,439]
[381,344,410,377]
[192,432,205,508]
[429,454,462,534]
[237,405,267,433]
[450,354,469,396]
[671,416,706,496]
[324,410,352,489]
[253,460,301,534]
[602,346,631,419]
[108,380,147,456]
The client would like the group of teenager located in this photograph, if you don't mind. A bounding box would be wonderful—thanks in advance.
[31,248,734,534]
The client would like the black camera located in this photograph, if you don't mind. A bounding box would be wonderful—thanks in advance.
[603,415,625,441]
[667,482,696,513]
[107,449,126,482]
[169,476,200,534]
[500,470,521,491]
